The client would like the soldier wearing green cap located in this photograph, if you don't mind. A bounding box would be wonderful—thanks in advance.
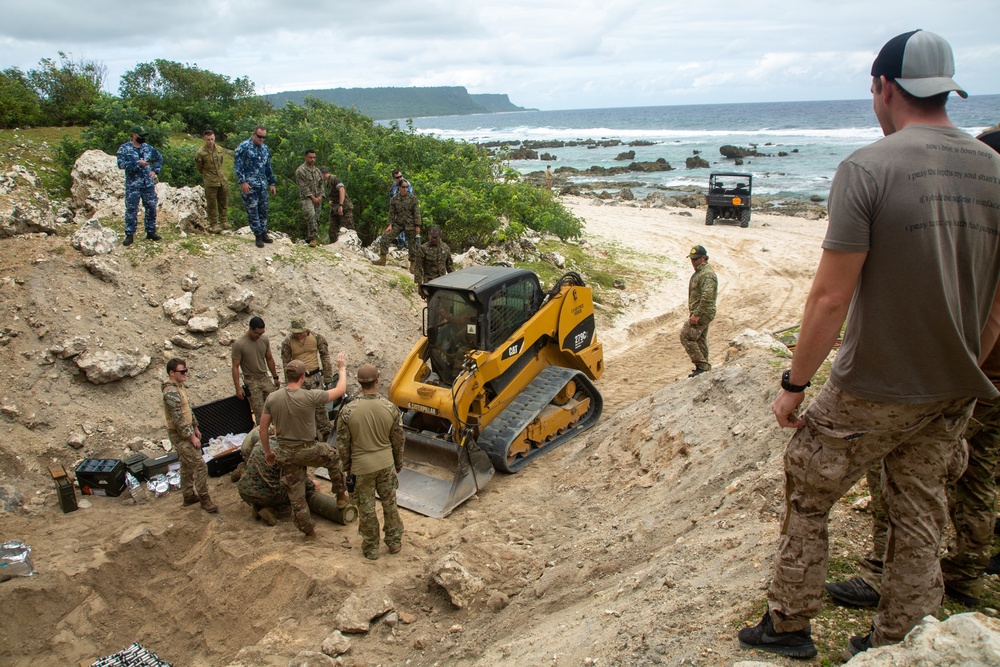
[338,363,405,560]
[681,245,717,378]
[280,318,336,441]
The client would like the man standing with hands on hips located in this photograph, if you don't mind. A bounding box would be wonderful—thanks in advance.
[737,29,1000,659]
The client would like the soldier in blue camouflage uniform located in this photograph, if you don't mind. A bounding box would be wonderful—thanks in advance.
[161,358,217,513]
[338,364,405,560]
[413,226,453,286]
[234,125,277,248]
[116,125,163,246]
[373,179,421,267]
[680,245,717,378]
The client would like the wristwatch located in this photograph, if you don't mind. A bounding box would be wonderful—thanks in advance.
[781,370,811,393]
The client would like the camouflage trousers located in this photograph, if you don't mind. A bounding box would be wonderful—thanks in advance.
[275,441,347,535]
[860,399,1000,599]
[168,432,209,498]
[377,223,418,259]
[205,184,229,231]
[240,185,269,236]
[124,183,158,236]
[300,198,321,241]
[329,203,354,242]
[353,466,403,558]
[303,372,332,441]
[245,372,276,425]
[679,318,711,371]
[767,383,974,647]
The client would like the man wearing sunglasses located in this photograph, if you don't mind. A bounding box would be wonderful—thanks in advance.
[163,358,217,513]
[234,125,278,248]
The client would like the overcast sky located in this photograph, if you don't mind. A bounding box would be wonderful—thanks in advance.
[1,0,997,111]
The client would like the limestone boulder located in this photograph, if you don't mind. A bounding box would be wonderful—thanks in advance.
[334,593,395,634]
[432,551,485,609]
[75,348,151,384]
[0,166,58,238]
[222,285,255,313]
[162,292,194,325]
[186,315,219,333]
[83,256,121,284]
[71,150,125,221]
[72,219,118,256]
[847,612,1000,666]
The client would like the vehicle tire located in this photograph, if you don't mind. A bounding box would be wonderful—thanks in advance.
[739,209,751,228]
[705,208,715,226]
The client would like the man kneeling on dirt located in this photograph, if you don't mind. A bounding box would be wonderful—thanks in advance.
[259,356,350,539]
[237,426,320,526]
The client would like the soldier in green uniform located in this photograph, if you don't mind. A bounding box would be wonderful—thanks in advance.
[162,358,217,513]
[322,168,355,243]
[413,226,454,286]
[680,245,717,378]
[338,364,405,560]
[279,318,335,442]
[295,149,324,246]
[194,129,228,233]
[231,316,280,424]
[374,179,421,267]
[260,356,350,540]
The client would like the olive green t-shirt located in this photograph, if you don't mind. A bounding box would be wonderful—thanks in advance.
[263,387,328,448]
[232,333,270,376]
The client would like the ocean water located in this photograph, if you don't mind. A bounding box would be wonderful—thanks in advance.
[401,96,999,200]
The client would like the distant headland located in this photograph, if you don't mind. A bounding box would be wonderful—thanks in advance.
[261,86,532,120]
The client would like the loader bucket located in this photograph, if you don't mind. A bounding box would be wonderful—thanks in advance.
[396,431,495,518]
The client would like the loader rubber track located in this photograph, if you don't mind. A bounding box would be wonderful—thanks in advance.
[479,366,602,473]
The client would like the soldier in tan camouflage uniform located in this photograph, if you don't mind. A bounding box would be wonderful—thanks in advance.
[739,30,1000,661]
[373,179,421,267]
[322,168,354,243]
[295,149,324,246]
[194,129,228,232]
[680,245,717,378]
[338,364,405,560]
[280,318,336,442]
[231,316,280,425]
[413,226,453,286]
[260,357,350,539]
[162,358,217,513]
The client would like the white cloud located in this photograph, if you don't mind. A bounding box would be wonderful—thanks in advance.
[0,0,995,109]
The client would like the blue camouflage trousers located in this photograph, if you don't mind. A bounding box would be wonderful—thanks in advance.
[125,183,158,235]
[241,185,270,235]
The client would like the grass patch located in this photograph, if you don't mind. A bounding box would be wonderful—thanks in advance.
[0,126,84,196]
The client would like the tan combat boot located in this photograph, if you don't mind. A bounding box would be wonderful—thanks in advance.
[308,239,318,247]
[200,494,219,513]
[372,254,387,266]
[182,493,199,506]
[336,491,351,508]
[230,462,245,483]
[258,506,278,526]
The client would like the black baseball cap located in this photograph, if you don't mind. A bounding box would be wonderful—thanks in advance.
[871,30,967,99]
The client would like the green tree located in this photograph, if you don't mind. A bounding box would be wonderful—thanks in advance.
[260,98,581,246]
[119,59,270,141]
[27,52,107,126]
[0,68,41,128]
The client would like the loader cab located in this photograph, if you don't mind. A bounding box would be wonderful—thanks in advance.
[422,267,543,385]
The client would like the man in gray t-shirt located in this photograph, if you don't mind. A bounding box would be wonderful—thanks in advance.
[739,30,1000,661]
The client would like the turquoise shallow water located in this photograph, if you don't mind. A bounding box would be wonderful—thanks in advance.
[398,96,999,200]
